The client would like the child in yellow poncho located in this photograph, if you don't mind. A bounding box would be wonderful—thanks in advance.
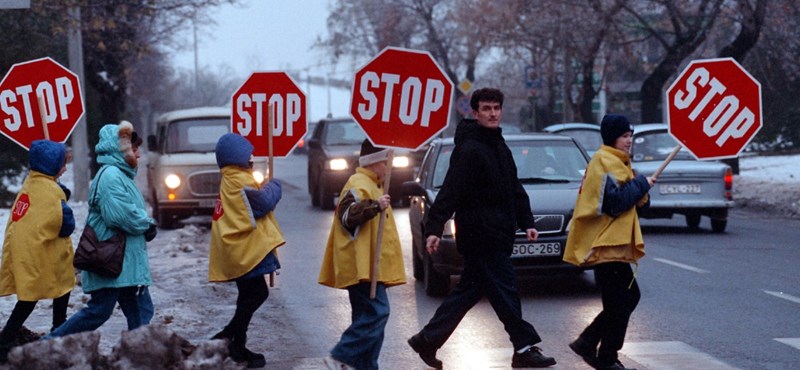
[564,114,655,370]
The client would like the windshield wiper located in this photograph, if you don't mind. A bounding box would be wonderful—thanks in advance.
[518,177,570,184]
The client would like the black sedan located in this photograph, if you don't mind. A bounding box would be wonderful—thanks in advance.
[402,133,591,296]
[306,117,418,209]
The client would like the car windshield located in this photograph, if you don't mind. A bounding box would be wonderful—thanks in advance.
[323,120,366,146]
[632,130,695,161]
[432,140,587,188]
[165,118,229,154]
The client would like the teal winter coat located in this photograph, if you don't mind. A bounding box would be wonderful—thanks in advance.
[81,123,155,293]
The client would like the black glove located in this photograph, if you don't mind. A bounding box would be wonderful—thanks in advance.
[144,224,158,242]
[58,183,72,201]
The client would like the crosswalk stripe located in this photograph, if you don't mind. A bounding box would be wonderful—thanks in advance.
[620,341,738,370]
[774,338,800,350]
[653,257,710,273]
[763,290,800,305]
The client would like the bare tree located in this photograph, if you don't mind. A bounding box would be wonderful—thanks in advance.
[621,0,725,123]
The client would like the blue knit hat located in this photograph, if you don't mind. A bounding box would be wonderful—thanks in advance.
[600,114,634,146]
[215,133,253,168]
[29,140,67,176]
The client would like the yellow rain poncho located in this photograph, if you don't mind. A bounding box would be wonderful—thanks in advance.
[318,168,406,289]
[209,167,285,282]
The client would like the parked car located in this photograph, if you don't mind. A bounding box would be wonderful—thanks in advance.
[543,122,602,156]
[306,117,418,209]
[402,133,590,296]
[631,123,734,232]
[146,107,266,228]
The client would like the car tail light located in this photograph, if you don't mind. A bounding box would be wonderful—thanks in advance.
[724,168,733,200]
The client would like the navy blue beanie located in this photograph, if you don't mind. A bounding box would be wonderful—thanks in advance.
[29,140,67,176]
[215,133,254,168]
[600,114,634,146]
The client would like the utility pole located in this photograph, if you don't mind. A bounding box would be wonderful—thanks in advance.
[193,16,199,89]
[68,5,89,201]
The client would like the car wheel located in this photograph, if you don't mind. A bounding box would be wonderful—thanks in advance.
[156,209,176,229]
[685,214,701,230]
[423,252,450,297]
[411,230,424,280]
[318,175,336,210]
[310,179,321,208]
[711,218,727,233]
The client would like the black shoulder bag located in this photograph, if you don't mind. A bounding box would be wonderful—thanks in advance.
[73,167,127,278]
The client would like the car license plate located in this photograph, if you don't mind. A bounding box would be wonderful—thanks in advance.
[198,199,217,208]
[511,242,561,258]
[659,184,701,194]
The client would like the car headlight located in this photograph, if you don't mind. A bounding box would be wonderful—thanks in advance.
[328,158,349,171]
[253,170,265,184]
[442,218,456,238]
[392,156,410,168]
[164,174,181,189]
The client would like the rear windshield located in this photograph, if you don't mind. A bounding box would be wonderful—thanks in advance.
[165,118,229,154]
[632,131,694,161]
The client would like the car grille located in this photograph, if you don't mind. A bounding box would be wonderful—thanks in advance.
[188,171,221,196]
[533,214,564,234]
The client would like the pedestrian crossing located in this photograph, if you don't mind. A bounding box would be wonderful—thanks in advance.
[620,341,738,370]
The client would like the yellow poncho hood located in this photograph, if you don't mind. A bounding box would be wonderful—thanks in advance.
[563,145,646,266]
[0,172,75,301]
[318,168,406,289]
[209,167,285,282]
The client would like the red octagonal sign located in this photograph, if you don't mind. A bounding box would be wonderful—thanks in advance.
[0,57,85,150]
[666,57,762,160]
[232,72,307,157]
[351,47,453,150]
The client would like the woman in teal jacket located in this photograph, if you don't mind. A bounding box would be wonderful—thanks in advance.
[44,121,158,339]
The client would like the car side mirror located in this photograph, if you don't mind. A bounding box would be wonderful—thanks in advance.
[307,139,321,149]
[147,135,158,152]
[402,181,425,197]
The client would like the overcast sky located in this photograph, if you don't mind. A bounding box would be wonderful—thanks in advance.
[169,0,351,121]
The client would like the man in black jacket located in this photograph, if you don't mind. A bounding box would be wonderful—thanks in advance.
[408,88,556,369]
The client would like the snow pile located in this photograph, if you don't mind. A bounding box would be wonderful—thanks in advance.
[5,324,240,369]
[735,154,800,218]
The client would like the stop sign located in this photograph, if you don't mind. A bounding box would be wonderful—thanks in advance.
[351,47,453,150]
[666,57,762,160]
[231,72,307,157]
[0,57,84,150]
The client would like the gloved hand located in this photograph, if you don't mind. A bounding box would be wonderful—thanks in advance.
[58,182,72,201]
[144,224,158,242]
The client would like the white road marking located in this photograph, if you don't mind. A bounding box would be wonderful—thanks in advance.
[653,257,710,273]
[763,290,800,305]
[774,338,800,350]
[621,341,738,370]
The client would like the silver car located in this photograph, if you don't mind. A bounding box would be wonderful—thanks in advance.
[543,122,603,157]
[403,133,590,296]
[632,123,734,232]
[146,107,266,228]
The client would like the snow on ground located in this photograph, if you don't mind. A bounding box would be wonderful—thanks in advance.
[0,153,796,354]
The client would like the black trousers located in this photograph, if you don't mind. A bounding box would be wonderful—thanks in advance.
[224,275,269,344]
[0,291,70,343]
[580,262,640,365]
[420,249,541,351]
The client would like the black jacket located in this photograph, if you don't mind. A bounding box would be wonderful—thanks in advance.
[425,119,535,255]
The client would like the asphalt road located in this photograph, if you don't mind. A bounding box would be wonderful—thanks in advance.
[246,154,800,370]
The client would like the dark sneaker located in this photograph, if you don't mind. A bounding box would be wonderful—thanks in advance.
[408,333,443,369]
[568,337,597,368]
[511,346,557,368]
[596,360,636,370]
[228,343,266,368]
[14,326,43,345]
